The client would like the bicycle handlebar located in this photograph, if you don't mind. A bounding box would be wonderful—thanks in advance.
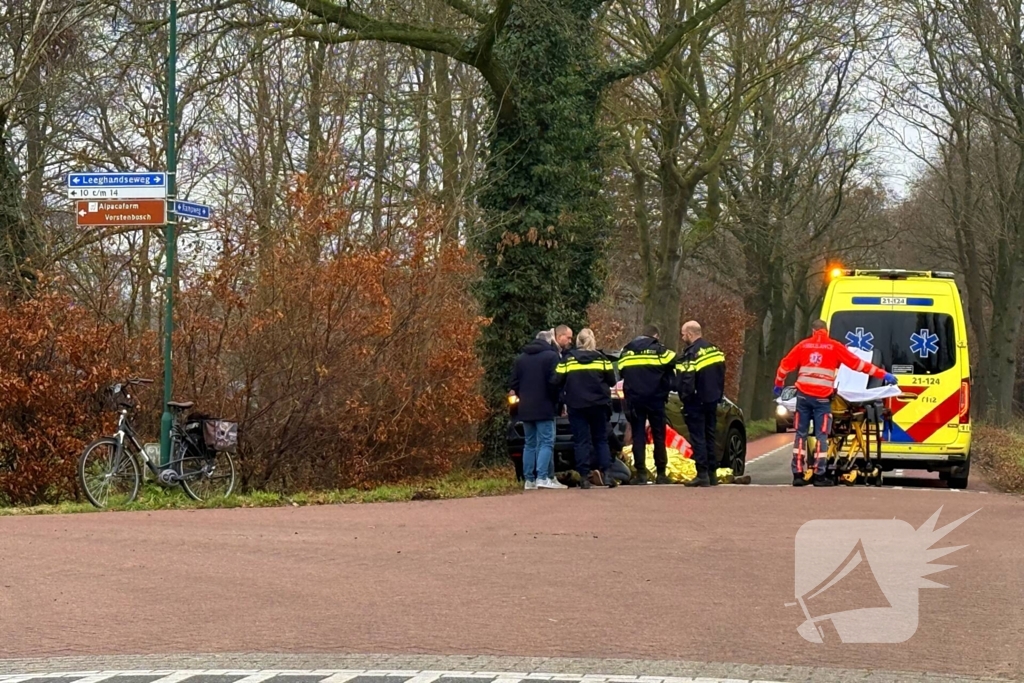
[127,378,154,385]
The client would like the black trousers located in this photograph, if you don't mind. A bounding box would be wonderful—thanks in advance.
[629,401,667,476]
[568,405,611,478]
[683,400,718,475]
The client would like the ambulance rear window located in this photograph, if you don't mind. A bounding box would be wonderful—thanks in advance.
[829,311,957,375]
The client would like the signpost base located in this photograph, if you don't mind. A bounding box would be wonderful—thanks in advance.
[160,410,173,467]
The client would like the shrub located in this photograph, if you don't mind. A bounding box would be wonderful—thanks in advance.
[172,194,486,492]
[0,185,485,504]
[972,423,1024,493]
[0,290,134,504]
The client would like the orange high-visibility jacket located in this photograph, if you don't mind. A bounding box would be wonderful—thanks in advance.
[775,329,887,399]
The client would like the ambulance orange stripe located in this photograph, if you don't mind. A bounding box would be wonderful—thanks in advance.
[889,385,926,417]
[905,391,961,443]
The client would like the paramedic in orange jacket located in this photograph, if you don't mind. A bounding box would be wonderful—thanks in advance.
[774,320,897,487]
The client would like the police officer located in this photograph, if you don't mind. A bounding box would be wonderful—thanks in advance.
[676,321,726,487]
[618,324,676,485]
[552,329,618,489]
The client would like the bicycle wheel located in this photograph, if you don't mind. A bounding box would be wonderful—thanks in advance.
[78,438,140,509]
[179,450,236,501]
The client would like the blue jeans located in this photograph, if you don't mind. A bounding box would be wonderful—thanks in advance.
[523,420,555,482]
[568,406,611,479]
[793,392,832,476]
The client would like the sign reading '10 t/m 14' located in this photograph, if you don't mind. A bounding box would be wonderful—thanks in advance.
[68,172,212,226]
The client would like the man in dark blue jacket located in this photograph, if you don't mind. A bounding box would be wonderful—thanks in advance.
[618,324,676,485]
[676,320,726,487]
[510,331,567,490]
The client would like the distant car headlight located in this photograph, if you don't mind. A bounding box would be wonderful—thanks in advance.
[776,405,789,418]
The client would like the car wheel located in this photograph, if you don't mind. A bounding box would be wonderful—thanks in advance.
[776,422,787,434]
[725,424,746,475]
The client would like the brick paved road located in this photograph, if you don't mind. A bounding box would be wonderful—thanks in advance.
[0,460,1020,681]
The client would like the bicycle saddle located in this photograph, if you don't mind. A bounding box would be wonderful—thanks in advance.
[167,400,195,410]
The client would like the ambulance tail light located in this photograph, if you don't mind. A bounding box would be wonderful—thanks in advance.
[959,380,971,423]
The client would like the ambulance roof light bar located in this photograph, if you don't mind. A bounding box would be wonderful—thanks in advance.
[847,269,957,280]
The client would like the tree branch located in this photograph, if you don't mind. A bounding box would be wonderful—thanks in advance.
[601,0,735,86]
[284,0,513,114]
[441,0,491,24]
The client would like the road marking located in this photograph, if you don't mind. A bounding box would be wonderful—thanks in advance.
[746,442,791,465]
[145,671,206,683]
[232,674,280,683]
[318,675,361,683]
[0,670,793,683]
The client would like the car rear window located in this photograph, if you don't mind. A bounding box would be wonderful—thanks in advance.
[829,311,957,375]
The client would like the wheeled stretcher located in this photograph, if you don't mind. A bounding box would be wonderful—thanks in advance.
[777,348,903,486]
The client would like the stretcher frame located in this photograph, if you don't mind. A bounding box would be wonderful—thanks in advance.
[802,395,889,486]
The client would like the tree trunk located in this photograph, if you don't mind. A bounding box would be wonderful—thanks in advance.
[984,273,1024,424]
[738,309,764,419]
[416,53,432,195]
[474,0,611,459]
[371,52,388,244]
[434,53,460,244]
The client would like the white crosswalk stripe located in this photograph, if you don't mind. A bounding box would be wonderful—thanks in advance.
[0,670,793,683]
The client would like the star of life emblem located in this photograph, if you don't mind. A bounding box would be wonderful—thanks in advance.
[809,352,823,365]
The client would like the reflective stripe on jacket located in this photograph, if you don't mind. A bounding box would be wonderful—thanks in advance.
[775,329,887,399]
[676,338,726,405]
[552,349,616,410]
[618,335,676,404]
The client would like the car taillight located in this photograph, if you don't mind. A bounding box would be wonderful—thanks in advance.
[959,380,970,423]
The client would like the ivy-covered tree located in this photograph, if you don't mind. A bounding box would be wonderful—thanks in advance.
[272,0,734,457]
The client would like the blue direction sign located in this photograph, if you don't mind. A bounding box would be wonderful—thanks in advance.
[173,200,212,221]
[67,172,166,188]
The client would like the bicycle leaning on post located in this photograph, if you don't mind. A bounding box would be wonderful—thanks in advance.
[77,378,237,508]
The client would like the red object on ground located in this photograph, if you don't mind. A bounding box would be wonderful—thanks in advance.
[646,423,693,458]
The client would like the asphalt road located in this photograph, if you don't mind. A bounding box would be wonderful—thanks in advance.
[0,447,1019,681]
[747,431,987,489]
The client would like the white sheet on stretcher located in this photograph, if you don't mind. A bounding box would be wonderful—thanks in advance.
[777,347,902,411]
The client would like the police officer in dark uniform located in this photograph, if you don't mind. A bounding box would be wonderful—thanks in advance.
[552,328,618,489]
[676,320,726,487]
[618,324,676,485]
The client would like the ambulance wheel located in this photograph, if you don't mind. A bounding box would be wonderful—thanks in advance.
[948,459,970,489]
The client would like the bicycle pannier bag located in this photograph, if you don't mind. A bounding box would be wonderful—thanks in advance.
[202,419,238,453]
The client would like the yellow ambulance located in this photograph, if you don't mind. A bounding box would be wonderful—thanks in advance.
[820,269,972,488]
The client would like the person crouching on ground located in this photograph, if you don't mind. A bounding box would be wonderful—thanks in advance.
[552,328,618,489]
[509,329,568,490]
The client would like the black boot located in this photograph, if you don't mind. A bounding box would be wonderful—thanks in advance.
[629,473,648,486]
[792,475,808,487]
[685,472,711,487]
[655,472,672,485]
[708,469,719,486]
[813,474,835,487]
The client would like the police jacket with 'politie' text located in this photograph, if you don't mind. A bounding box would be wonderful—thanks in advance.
[617,335,677,405]
[551,349,616,411]
[676,338,726,405]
